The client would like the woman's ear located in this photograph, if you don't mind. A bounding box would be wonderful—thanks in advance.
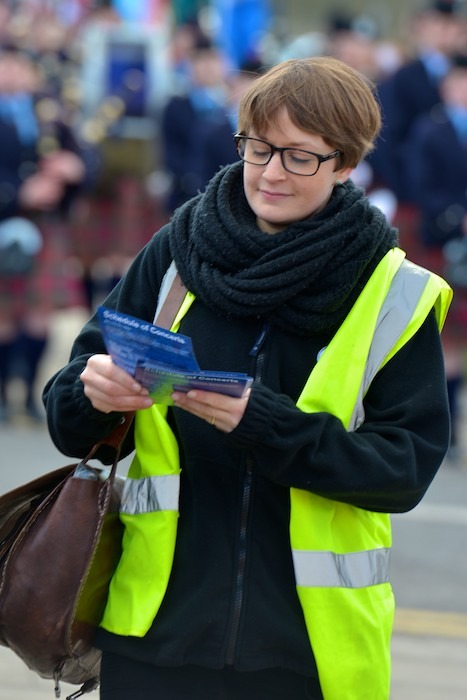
[335,167,353,185]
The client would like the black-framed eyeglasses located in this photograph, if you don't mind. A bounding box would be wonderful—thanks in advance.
[234,134,342,176]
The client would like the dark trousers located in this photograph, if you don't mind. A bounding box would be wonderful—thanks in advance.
[100,653,323,700]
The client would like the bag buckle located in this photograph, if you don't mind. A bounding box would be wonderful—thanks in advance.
[66,678,100,699]
[54,671,99,700]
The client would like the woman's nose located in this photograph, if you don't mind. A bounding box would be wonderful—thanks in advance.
[262,152,286,178]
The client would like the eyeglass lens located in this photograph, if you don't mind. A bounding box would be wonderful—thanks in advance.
[238,138,320,175]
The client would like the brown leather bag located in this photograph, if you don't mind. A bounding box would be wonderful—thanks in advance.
[0,267,187,698]
[0,414,132,699]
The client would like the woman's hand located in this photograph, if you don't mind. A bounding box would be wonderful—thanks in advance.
[172,388,251,433]
[80,354,154,414]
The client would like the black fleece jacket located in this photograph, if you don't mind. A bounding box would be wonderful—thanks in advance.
[43,226,450,677]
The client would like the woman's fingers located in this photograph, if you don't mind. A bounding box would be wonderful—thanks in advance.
[172,388,250,432]
[80,354,153,413]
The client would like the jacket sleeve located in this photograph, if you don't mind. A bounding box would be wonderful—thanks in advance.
[230,310,450,513]
[42,229,172,461]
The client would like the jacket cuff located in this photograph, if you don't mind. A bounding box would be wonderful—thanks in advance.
[230,383,278,446]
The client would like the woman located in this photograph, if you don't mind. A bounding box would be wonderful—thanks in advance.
[43,57,452,700]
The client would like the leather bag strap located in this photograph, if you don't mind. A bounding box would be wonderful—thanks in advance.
[154,261,188,330]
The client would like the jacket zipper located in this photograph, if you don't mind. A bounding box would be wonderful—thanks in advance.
[225,324,269,665]
[225,453,254,664]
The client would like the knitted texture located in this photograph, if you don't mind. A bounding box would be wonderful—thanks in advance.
[169,161,398,336]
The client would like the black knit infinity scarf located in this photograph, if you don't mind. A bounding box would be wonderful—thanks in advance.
[169,161,398,336]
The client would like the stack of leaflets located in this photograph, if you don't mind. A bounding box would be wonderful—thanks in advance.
[97,306,253,405]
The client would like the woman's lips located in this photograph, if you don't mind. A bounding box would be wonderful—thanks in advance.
[260,189,289,201]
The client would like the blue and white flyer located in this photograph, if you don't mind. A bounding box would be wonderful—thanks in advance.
[97,306,253,404]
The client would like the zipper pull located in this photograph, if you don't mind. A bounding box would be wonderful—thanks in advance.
[249,322,270,357]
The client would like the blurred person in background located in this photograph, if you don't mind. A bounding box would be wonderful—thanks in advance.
[408,53,467,462]
[325,12,400,224]
[409,54,467,248]
[325,11,383,82]
[167,20,206,93]
[380,0,467,203]
[160,34,230,212]
[0,45,98,422]
[201,58,265,185]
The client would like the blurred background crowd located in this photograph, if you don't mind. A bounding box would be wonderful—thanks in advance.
[0,0,467,465]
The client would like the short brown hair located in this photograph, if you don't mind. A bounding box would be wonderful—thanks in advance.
[237,56,381,169]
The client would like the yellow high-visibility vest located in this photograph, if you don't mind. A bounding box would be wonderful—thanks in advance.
[100,248,451,699]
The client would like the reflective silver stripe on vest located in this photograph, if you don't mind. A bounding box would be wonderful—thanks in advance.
[293,262,428,590]
[120,474,180,515]
[349,260,431,431]
[293,547,390,588]
[154,260,178,323]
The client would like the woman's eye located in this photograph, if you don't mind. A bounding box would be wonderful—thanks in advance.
[289,151,314,164]
[253,147,270,158]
